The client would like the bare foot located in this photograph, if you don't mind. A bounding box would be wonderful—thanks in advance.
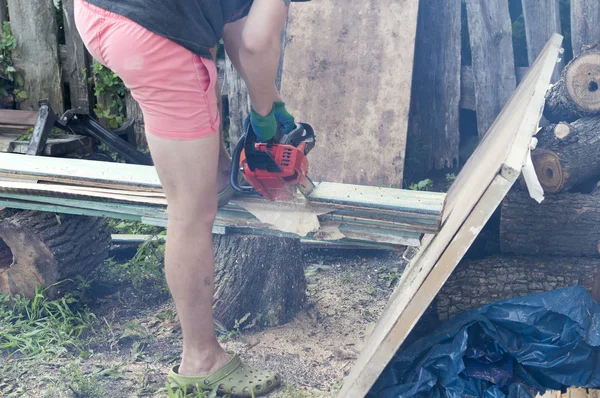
[178,346,231,376]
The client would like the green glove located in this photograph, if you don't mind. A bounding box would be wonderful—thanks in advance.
[250,107,277,142]
[273,101,296,134]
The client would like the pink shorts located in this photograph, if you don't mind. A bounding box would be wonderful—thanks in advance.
[74,0,219,140]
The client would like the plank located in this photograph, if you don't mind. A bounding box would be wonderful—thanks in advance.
[62,0,92,113]
[280,0,419,186]
[571,0,600,57]
[7,0,63,112]
[408,0,461,169]
[465,0,517,137]
[521,0,564,82]
[0,154,444,221]
[0,109,37,128]
[337,34,563,398]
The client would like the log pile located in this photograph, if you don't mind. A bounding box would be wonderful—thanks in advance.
[436,45,600,320]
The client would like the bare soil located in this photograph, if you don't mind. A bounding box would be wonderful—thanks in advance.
[0,248,406,397]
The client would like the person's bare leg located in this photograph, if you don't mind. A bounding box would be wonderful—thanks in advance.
[145,131,230,376]
[223,0,289,116]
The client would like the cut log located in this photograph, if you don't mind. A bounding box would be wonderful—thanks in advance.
[0,209,111,298]
[500,188,600,257]
[212,234,306,329]
[436,255,600,321]
[532,117,600,192]
[544,43,600,123]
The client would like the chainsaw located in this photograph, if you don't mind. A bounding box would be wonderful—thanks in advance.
[230,117,316,201]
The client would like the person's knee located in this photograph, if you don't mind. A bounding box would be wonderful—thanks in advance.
[241,28,278,56]
[168,200,218,230]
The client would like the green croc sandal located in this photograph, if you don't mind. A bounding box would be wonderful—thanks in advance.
[168,352,280,397]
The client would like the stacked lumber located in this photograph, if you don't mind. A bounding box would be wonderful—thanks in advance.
[0,153,445,248]
[500,43,600,257]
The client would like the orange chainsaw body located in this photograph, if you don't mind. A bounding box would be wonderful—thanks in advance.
[239,141,311,201]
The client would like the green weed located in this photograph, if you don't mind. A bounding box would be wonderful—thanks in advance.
[408,179,433,192]
[0,285,94,358]
[103,239,168,295]
[108,219,165,235]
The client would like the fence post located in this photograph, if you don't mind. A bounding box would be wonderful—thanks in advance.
[0,0,7,23]
[465,0,516,137]
[521,0,564,82]
[62,0,93,114]
[7,0,63,112]
[571,0,600,57]
[408,0,461,171]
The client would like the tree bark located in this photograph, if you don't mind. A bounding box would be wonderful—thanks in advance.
[544,43,600,123]
[0,209,111,299]
[532,117,600,192]
[7,0,63,112]
[500,188,600,257]
[436,255,600,321]
[212,234,306,329]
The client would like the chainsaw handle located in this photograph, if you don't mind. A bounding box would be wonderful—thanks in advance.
[230,133,259,196]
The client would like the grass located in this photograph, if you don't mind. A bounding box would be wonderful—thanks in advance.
[0,284,95,358]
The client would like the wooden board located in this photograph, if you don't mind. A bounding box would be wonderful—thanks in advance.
[465,0,517,137]
[280,0,419,187]
[408,0,461,170]
[571,0,600,57]
[521,0,564,82]
[337,34,563,398]
[62,0,92,113]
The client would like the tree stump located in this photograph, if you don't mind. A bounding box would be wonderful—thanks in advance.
[532,117,600,192]
[500,188,600,257]
[436,255,600,321]
[0,210,111,298]
[212,234,306,330]
[544,43,600,123]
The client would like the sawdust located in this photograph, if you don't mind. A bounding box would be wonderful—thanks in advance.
[0,249,406,397]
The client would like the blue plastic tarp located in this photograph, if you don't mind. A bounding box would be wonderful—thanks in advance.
[369,286,600,398]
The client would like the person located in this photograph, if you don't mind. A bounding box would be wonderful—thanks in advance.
[74,0,297,396]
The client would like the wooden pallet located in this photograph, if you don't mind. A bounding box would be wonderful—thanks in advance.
[337,34,564,398]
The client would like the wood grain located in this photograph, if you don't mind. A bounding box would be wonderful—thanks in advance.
[7,0,63,112]
[571,0,600,57]
[62,0,92,113]
[408,0,461,169]
[521,0,564,82]
[280,0,419,186]
[465,0,517,137]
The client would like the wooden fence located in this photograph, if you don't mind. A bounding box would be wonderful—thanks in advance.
[2,0,600,176]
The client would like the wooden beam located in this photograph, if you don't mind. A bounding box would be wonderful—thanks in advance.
[337,34,563,398]
[521,0,564,82]
[571,0,600,57]
[409,0,461,169]
[62,0,93,114]
[460,66,530,111]
[465,0,517,137]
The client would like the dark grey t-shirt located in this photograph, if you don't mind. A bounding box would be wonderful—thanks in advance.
[86,0,252,59]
